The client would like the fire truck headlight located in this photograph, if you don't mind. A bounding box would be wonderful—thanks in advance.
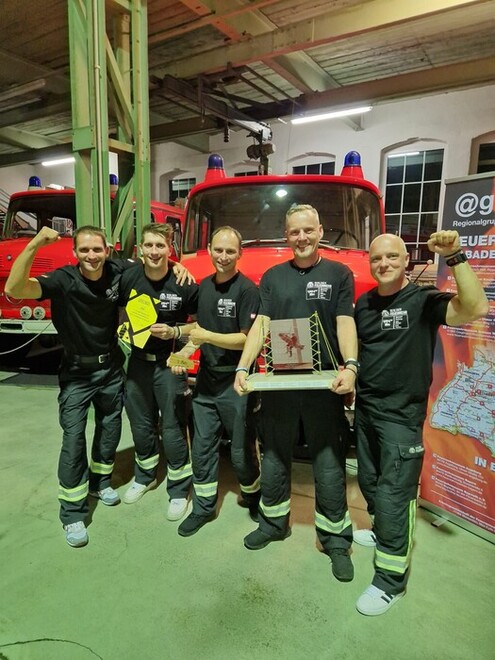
[20,306,33,319]
[33,306,46,320]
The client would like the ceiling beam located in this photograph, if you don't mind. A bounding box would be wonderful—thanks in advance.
[154,0,491,78]
[150,116,222,141]
[0,48,70,95]
[201,0,361,130]
[149,57,495,138]
[0,126,63,150]
[155,75,272,138]
[0,101,71,130]
[149,0,281,43]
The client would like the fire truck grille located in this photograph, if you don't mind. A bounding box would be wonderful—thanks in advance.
[33,258,54,271]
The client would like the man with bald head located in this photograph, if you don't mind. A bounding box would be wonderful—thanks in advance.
[353,230,488,616]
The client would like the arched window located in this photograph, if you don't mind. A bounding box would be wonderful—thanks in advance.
[383,147,444,264]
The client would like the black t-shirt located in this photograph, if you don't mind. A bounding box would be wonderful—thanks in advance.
[37,259,136,355]
[120,264,199,360]
[197,271,259,372]
[259,258,354,368]
[355,282,453,425]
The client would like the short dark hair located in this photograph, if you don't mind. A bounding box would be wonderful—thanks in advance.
[73,226,107,249]
[140,222,173,245]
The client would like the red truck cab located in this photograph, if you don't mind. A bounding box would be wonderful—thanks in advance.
[0,181,183,346]
[180,151,384,299]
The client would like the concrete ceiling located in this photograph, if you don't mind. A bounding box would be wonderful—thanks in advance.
[0,0,494,165]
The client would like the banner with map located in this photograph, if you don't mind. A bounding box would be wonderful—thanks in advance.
[420,173,495,539]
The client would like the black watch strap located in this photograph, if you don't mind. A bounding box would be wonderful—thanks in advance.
[445,251,468,267]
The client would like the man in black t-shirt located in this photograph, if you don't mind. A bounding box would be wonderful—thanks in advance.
[234,205,358,583]
[169,226,260,537]
[5,225,135,548]
[353,231,488,616]
[120,223,198,522]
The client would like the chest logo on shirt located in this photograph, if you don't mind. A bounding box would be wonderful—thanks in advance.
[158,292,182,311]
[218,298,236,318]
[106,283,119,302]
[381,308,409,330]
[306,281,332,301]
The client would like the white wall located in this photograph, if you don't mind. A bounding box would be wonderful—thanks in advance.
[150,84,495,205]
[1,85,493,205]
[0,153,119,196]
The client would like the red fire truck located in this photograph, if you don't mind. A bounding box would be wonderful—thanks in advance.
[179,151,384,295]
[179,150,385,457]
[0,179,183,358]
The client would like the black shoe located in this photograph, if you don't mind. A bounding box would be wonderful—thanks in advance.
[238,493,261,523]
[329,549,354,582]
[178,512,215,537]
[248,503,259,523]
[244,527,291,550]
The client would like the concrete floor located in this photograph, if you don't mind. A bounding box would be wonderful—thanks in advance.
[0,367,494,660]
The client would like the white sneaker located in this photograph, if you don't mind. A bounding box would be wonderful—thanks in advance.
[64,521,88,548]
[89,486,121,506]
[353,528,376,547]
[167,498,188,521]
[123,479,157,504]
[356,585,405,616]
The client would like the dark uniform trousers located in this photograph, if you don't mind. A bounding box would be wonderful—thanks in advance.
[191,368,260,516]
[355,407,424,594]
[57,352,125,525]
[258,389,352,553]
[125,355,192,499]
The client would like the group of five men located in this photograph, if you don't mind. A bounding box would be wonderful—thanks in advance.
[5,205,487,617]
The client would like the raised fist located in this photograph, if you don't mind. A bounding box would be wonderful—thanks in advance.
[427,230,460,257]
[32,226,61,247]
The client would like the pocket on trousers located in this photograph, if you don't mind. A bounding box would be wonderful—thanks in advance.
[394,443,424,489]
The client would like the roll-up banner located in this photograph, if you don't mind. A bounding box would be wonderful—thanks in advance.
[420,173,495,542]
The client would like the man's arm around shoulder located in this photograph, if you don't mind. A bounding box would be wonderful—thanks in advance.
[5,227,60,299]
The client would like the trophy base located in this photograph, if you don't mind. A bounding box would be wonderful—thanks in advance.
[246,370,338,391]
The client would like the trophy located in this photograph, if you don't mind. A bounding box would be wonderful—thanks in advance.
[245,311,339,391]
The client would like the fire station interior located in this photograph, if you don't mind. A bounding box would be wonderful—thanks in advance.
[0,2,494,659]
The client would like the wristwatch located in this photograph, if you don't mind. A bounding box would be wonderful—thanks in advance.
[344,358,360,373]
[445,251,468,267]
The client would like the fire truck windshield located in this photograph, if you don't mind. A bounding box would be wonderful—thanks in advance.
[3,193,76,239]
[184,181,382,253]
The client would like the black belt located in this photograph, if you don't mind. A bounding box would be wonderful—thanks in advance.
[68,351,114,367]
[141,353,158,362]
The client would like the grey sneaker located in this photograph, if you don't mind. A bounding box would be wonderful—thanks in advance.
[64,521,88,548]
[353,528,376,547]
[89,486,121,506]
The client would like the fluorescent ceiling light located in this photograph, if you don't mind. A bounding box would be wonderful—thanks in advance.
[41,157,75,167]
[291,106,372,125]
[388,151,420,158]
